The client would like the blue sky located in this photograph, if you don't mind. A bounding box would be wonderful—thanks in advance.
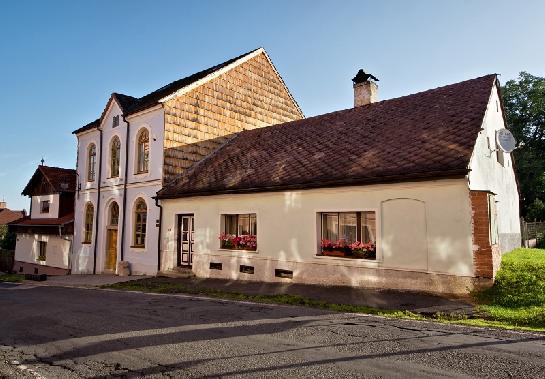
[1,0,544,211]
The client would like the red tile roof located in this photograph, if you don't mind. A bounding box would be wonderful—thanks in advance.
[9,213,74,227]
[158,74,497,198]
[22,166,76,196]
[0,209,25,225]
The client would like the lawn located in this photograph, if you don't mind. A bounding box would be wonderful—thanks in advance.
[105,248,545,332]
[468,248,545,329]
[0,273,24,283]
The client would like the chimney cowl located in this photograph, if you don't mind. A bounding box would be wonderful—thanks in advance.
[352,69,379,84]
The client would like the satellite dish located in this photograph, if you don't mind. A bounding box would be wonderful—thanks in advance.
[496,129,517,153]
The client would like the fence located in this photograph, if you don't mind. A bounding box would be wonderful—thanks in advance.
[0,249,14,273]
[521,220,545,248]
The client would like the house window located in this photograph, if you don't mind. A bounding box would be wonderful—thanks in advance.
[109,201,119,226]
[113,115,120,128]
[40,200,50,214]
[38,241,46,261]
[495,132,505,166]
[319,211,376,259]
[84,203,94,243]
[219,213,257,250]
[110,136,121,178]
[136,129,149,174]
[87,143,96,181]
[133,198,147,247]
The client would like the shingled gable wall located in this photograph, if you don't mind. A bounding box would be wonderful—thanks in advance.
[162,51,303,183]
[470,190,500,278]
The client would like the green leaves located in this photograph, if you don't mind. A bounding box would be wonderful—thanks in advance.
[502,72,545,220]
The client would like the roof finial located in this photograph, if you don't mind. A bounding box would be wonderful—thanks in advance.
[40,157,45,166]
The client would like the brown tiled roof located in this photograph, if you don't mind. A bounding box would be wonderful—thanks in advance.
[0,209,25,225]
[158,74,497,198]
[22,166,77,196]
[9,213,74,227]
[73,48,260,134]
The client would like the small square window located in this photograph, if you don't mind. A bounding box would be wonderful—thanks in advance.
[40,201,50,214]
[220,213,257,250]
[113,115,120,128]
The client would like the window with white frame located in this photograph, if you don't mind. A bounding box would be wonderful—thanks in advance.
[83,202,94,243]
[87,143,96,181]
[40,200,50,214]
[219,213,257,250]
[136,129,149,174]
[319,211,376,259]
[133,198,147,247]
[110,136,121,178]
[113,115,120,128]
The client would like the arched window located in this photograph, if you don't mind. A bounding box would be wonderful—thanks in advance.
[110,136,121,178]
[109,202,119,226]
[133,198,147,247]
[87,144,96,181]
[136,129,149,174]
[84,203,94,243]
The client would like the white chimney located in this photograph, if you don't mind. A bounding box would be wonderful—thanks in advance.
[352,69,378,107]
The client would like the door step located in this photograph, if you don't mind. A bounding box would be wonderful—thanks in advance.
[159,267,195,279]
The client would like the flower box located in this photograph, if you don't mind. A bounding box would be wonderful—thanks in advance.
[319,239,376,260]
[321,250,348,257]
[219,233,257,251]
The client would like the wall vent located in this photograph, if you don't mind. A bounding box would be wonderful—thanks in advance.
[275,269,293,279]
[209,262,223,270]
[239,265,254,274]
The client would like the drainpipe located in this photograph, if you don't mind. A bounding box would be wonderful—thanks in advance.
[92,127,103,274]
[119,115,130,261]
[155,196,162,273]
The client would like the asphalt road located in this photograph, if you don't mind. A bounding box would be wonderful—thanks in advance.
[1,283,545,378]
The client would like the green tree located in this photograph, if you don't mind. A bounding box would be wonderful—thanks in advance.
[502,72,545,220]
[0,225,16,250]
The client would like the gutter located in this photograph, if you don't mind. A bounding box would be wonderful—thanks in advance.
[119,115,130,261]
[92,127,103,274]
[154,196,162,273]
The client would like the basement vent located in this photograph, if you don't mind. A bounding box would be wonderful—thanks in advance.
[275,269,293,279]
[239,265,254,274]
[209,262,223,270]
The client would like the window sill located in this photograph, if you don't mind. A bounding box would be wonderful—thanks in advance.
[131,245,146,249]
[218,248,259,254]
[314,255,379,265]
[81,242,92,245]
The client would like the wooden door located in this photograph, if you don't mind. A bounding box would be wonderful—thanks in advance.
[106,229,118,271]
[178,215,194,266]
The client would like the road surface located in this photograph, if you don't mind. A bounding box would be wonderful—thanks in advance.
[1,283,544,378]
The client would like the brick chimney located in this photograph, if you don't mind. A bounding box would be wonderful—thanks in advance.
[352,69,378,107]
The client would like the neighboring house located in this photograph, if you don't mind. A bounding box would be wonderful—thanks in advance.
[10,166,76,275]
[156,73,521,294]
[71,48,303,275]
[0,202,25,230]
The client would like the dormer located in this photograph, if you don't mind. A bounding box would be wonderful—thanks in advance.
[21,165,76,220]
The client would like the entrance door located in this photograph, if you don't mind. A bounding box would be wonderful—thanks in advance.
[106,229,118,271]
[178,215,194,266]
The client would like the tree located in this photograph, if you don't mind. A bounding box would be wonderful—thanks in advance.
[502,72,545,221]
[0,225,16,250]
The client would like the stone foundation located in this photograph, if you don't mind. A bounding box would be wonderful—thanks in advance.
[13,260,70,276]
[191,253,490,295]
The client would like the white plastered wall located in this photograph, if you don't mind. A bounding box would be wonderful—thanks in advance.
[160,179,476,293]
[30,194,60,219]
[468,84,521,253]
[14,233,71,269]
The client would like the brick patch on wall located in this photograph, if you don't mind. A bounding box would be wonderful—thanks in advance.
[470,191,498,278]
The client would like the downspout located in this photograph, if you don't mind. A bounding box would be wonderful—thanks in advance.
[92,127,103,274]
[155,196,162,273]
[119,115,130,261]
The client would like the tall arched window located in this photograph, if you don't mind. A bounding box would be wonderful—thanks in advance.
[110,136,121,178]
[84,203,94,243]
[133,198,147,247]
[109,201,119,226]
[136,129,149,174]
[87,144,96,181]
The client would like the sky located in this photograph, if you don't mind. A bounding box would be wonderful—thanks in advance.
[0,0,544,211]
